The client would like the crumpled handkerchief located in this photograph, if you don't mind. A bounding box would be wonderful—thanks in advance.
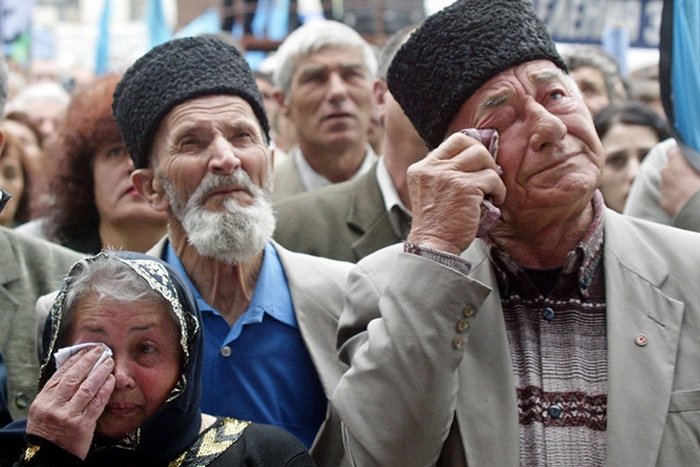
[55,342,113,375]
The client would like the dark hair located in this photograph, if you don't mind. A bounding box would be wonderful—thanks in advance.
[594,100,672,142]
[41,75,123,251]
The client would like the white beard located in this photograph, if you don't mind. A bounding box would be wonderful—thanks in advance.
[161,170,276,265]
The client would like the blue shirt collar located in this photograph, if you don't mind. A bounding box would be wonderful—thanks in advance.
[163,242,297,332]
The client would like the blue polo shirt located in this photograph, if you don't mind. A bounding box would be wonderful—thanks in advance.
[164,242,326,448]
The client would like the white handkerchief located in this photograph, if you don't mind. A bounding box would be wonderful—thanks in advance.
[54,342,113,375]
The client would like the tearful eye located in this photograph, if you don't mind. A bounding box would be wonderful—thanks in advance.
[139,344,157,354]
[180,138,202,151]
[549,90,565,100]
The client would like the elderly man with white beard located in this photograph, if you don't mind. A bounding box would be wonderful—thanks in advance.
[112,36,353,466]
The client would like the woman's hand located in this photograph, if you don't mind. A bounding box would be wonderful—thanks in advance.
[26,346,115,460]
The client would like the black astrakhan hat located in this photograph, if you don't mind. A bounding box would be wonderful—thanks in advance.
[113,36,270,169]
[388,0,567,150]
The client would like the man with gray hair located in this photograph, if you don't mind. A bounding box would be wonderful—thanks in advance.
[112,35,352,465]
[271,19,378,202]
[0,57,82,426]
[273,23,427,262]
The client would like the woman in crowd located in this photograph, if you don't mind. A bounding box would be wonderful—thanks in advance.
[0,131,31,226]
[9,251,315,466]
[2,112,47,213]
[593,101,672,213]
[18,75,167,253]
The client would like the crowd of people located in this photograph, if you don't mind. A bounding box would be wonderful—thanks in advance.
[0,0,699,465]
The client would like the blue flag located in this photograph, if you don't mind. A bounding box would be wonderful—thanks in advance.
[660,0,700,171]
[251,0,289,40]
[146,0,172,49]
[95,0,111,75]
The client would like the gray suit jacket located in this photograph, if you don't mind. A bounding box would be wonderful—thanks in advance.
[147,238,353,466]
[674,190,700,232]
[272,150,307,203]
[272,146,378,203]
[0,227,82,420]
[274,166,402,263]
[333,210,700,466]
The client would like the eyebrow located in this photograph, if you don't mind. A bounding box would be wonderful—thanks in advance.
[474,69,566,121]
[529,69,562,85]
[475,91,511,123]
[79,322,158,335]
[297,62,366,79]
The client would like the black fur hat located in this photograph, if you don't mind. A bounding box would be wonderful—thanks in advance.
[113,36,270,169]
[388,0,567,150]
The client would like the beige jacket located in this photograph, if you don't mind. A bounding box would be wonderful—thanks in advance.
[334,209,700,466]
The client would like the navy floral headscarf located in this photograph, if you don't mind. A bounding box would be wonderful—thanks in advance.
[39,251,203,465]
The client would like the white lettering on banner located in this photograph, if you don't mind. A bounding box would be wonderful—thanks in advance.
[531,0,662,48]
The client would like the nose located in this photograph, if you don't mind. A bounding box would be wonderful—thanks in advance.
[208,135,241,174]
[125,154,135,174]
[327,72,349,101]
[112,357,136,390]
[527,100,567,151]
[625,154,642,182]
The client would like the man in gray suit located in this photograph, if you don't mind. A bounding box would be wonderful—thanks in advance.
[112,36,352,466]
[273,24,427,262]
[332,0,700,465]
[0,58,83,424]
[271,19,378,202]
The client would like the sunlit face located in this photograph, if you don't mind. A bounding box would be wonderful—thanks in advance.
[150,95,271,210]
[144,95,275,263]
[282,46,374,152]
[600,122,659,212]
[69,294,181,440]
[0,142,25,226]
[570,66,609,116]
[92,141,166,235]
[447,61,604,226]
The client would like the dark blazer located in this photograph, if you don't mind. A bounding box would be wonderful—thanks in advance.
[274,166,402,263]
[0,227,82,420]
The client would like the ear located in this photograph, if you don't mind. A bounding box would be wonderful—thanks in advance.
[373,79,388,123]
[132,168,169,212]
[274,89,291,118]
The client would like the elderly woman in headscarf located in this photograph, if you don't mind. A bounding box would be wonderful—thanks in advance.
[8,251,314,466]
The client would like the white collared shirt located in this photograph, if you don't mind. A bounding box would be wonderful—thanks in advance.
[376,157,412,238]
[295,144,378,192]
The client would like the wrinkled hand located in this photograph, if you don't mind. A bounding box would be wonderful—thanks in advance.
[406,132,506,255]
[26,346,115,460]
[660,144,700,218]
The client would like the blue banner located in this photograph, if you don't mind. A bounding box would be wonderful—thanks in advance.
[531,0,663,49]
[95,0,111,75]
